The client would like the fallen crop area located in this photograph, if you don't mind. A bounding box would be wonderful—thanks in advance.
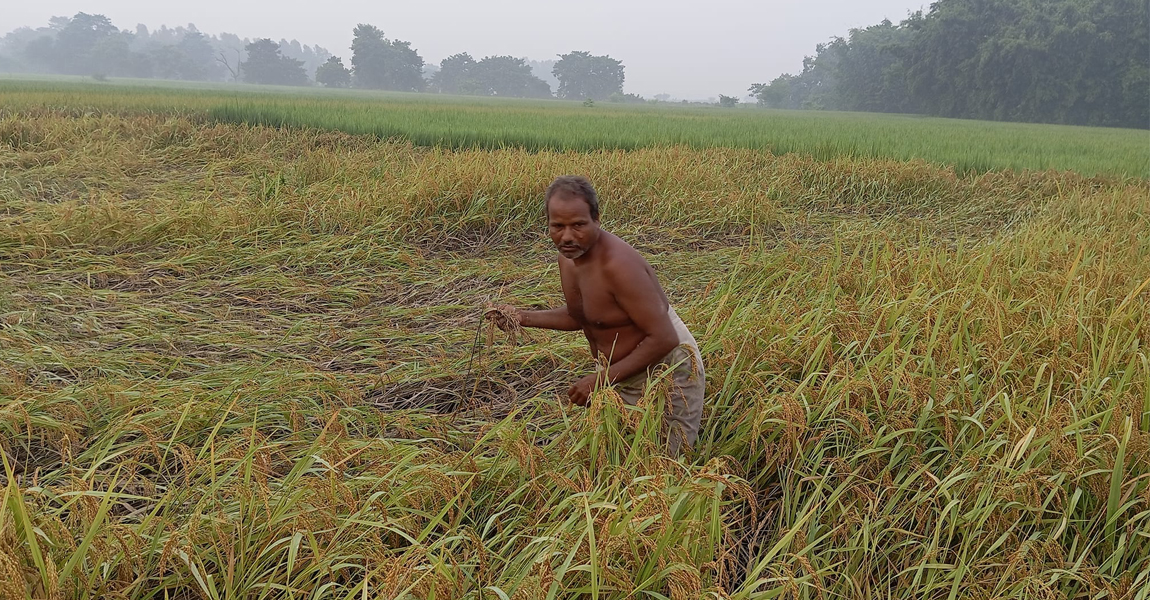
[1,110,1148,599]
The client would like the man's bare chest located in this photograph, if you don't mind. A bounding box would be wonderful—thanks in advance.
[562,269,631,329]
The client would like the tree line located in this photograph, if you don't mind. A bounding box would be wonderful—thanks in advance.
[0,13,331,84]
[305,26,628,101]
[748,0,1148,128]
[0,13,631,101]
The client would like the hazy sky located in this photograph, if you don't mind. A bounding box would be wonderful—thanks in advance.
[3,1,927,99]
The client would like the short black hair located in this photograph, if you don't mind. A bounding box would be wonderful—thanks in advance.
[545,175,600,220]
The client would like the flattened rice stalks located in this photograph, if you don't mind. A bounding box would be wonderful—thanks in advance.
[454,303,526,413]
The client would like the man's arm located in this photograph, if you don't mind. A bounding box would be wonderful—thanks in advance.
[601,260,679,385]
[519,306,581,331]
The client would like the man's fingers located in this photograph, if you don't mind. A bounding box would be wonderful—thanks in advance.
[483,305,520,333]
[567,384,584,407]
[484,312,512,332]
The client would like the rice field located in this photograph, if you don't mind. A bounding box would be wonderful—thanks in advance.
[2,78,1148,177]
[1,83,1149,599]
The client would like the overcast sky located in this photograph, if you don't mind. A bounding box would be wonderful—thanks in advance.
[3,0,927,99]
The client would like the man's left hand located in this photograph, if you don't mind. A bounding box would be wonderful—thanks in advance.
[567,374,598,407]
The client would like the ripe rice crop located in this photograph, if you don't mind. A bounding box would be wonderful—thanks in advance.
[0,88,1148,599]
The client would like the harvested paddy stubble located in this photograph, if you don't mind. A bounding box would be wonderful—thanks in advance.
[1,110,1149,599]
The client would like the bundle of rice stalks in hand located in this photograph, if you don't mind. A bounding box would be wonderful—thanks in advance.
[483,302,524,346]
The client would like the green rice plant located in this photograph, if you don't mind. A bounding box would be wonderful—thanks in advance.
[1,77,1147,177]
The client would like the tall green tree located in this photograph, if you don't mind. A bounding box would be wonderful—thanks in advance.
[150,45,200,80]
[173,30,214,80]
[904,0,1147,127]
[24,12,143,76]
[831,20,915,113]
[430,52,481,94]
[89,31,150,77]
[315,56,351,87]
[350,24,425,92]
[473,55,551,98]
[2,13,331,84]
[430,54,551,98]
[749,0,1148,128]
[241,38,308,86]
[552,51,624,101]
[54,13,121,74]
[749,43,841,110]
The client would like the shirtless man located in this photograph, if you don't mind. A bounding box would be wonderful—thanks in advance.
[489,176,705,456]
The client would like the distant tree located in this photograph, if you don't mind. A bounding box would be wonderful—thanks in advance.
[474,55,551,97]
[430,53,551,98]
[748,40,841,111]
[278,39,331,81]
[524,76,553,100]
[830,20,914,113]
[552,51,625,100]
[24,13,131,75]
[150,45,190,79]
[315,55,351,87]
[174,30,214,80]
[903,0,1147,127]
[241,38,308,85]
[89,32,147,77]
[2,13,338,85]
[749,76,792,108]
[350,24,387,87]
[750,0,1148,128]
[138,29,217,82]
[23,35,58,71]
[718,94,739,107]
[350,24,424,91]
[1,26,54,72]
[54,13,121,74]
[149,44,212,80]
[430,52,481,94]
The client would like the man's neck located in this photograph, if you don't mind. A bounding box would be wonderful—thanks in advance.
[572,232,607,266]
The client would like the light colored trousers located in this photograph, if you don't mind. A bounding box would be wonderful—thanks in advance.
[610,306,705,456]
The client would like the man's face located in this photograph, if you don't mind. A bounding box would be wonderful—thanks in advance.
[547,192,600,260]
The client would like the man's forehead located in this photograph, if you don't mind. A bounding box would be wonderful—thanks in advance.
[547,194,592,217]
[548,191,588,205]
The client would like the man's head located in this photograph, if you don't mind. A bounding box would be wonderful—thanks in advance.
[545,175,601,260]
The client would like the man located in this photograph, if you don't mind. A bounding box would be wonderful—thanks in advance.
[488,175,705,456]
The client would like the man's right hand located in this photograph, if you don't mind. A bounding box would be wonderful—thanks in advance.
[487,304,582,332]
[484,303,522,333]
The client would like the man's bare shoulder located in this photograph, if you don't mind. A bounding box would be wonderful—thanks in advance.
[599,232,653,278]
